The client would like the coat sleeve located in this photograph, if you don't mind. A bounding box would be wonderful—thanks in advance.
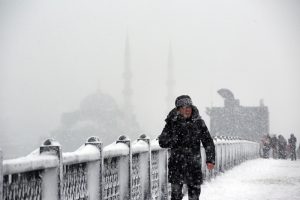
[158,121,179,148]
[199,119,215,164]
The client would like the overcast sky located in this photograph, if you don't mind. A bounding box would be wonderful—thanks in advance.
[1,0,300,151]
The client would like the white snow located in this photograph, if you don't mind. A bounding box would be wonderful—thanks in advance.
[103,142,129,158]
[63,144,100,165]
[3,154,58,175]
[150,139,162,151]
[132,140,149,154]
[183,159,300,200]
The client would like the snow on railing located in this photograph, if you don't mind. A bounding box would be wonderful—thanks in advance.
[0,135,260,200]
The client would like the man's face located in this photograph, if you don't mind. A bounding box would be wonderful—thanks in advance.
[179,106,192,119]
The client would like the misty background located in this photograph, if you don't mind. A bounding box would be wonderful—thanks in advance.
[1,0,300,159]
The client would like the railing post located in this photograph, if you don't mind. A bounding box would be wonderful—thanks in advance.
[138,134,152,200]
[224,136,228,170]
[85,136,103,200]
[40,139,63,200]
[0,149,3,200]
[117,135,132,200]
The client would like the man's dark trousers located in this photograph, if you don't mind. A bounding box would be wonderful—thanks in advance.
[171,183,201,200]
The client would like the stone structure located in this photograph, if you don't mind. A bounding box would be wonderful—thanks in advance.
[166,42,175,111]
[206,89,269,141]
[122,34,133,114]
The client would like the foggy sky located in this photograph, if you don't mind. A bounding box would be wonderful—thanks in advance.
[1,0,300,155]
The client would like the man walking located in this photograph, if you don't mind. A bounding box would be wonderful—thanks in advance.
[288,133,297,161]
[158,95,215,200]
[278,135,287,159]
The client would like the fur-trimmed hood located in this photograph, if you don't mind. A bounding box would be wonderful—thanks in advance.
[165,105,202,123]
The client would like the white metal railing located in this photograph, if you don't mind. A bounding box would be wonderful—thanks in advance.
[0,135,260,200]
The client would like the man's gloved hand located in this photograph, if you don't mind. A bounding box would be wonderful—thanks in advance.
[206,163,215,170]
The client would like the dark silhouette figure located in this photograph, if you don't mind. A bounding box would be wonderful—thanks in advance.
[262,135,271,158]
[297,144,300,159]
[288,134,297,161]
[278,135,287,159]
[270,135,278,159]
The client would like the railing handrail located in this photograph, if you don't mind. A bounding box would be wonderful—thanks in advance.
[150,139,162,151]
[132,140,149,154]
[62,144,100,165]
[103,141,129,158]
[3,154,58,175]
[2,140,258,170]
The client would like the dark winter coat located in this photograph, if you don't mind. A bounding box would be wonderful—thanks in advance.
[270,136,278,149]
[288,135,297,149]
[158,105,215,185]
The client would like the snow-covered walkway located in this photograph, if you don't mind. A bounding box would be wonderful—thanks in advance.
[183,159,300,200]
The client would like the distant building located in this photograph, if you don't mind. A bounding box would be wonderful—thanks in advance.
[51,91,140,151]
[122,34,133,115]
[166,42,175,111]
[206,89,269,141]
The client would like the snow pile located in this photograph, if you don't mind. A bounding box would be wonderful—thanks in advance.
[150,139,162,151]
[184,159,300,200]
[132,140,148,154]
[103,142,129,158]
[63,144,100,165]
[3,154,58,175]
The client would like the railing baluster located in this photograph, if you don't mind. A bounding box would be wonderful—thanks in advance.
[137,134,151,200]
[116,135,132,200]
[40,139,62,200]
[85,136,103,200]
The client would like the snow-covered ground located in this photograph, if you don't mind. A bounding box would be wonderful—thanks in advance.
[183,159,300,200]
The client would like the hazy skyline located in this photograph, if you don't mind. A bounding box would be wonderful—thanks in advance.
[1,0,300,156]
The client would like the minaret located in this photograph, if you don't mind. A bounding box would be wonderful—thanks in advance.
[166,42,175,110]
[122,34,133,114]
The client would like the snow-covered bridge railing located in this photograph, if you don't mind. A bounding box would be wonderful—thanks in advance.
[0,135,260,200]
[0,137,103,200]
[209,136,260,180]
[102,134,169,200]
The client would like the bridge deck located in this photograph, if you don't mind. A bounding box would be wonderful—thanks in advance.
[184,159,300,200]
